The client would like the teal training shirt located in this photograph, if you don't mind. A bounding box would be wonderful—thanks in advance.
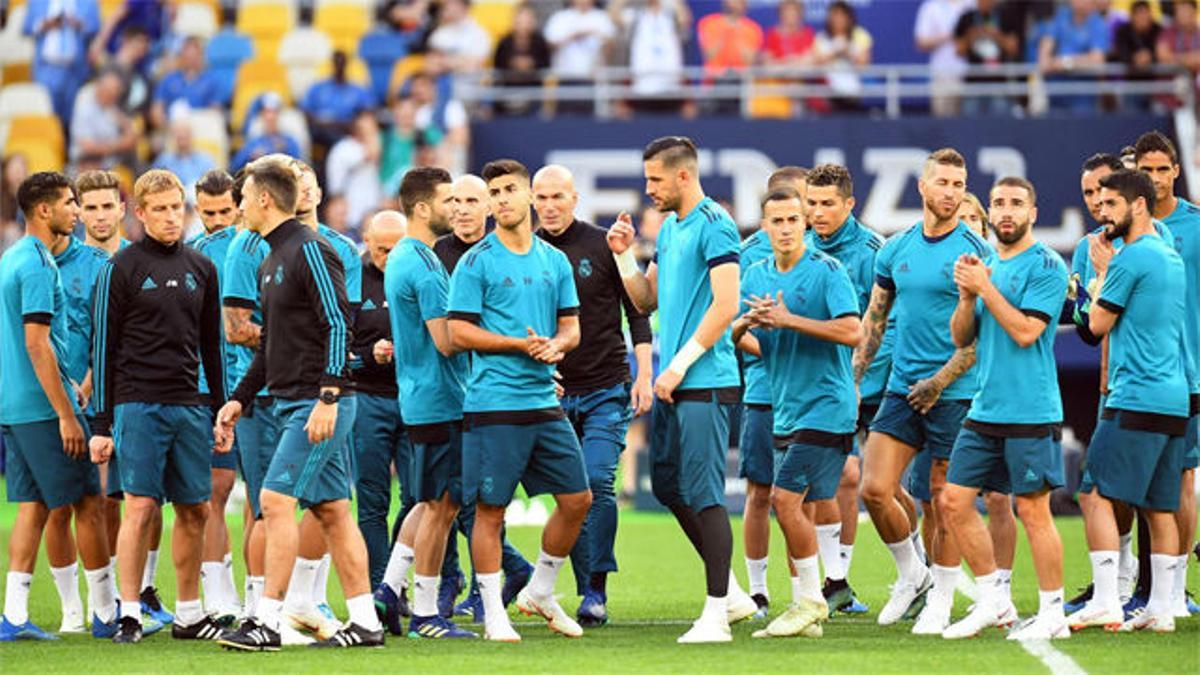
[739,228,775,405]
[221,229,269,397]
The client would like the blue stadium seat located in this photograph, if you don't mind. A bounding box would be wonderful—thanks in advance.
[207,28,255,105]
[359,29,416,106]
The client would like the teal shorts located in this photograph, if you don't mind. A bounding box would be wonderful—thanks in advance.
[1082,409,1186,512]
[462,414,587,507]
[908,449,933,503]
[3,416,100,509]
[947,422,1065,496]
[772,430,851,501]
[650,388,737,512]
[114,402,213,504]
[237,398,282,519]
[408,421,463,504]
[263,397,357,509]
[870,393,970,460]
[738,404,774,486]
[1185,394,1199,470]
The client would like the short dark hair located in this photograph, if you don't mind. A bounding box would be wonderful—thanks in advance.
[232,167,247,205]
[767,165,808,190]
[1133,130,1178,165]
[1099,169,1156,214]
[643,136,699,168]
[17,172,73,216]
[760,186,803,210]
[196,169,234,198]
[246,158,298,213]
[399,167,453,217]
[1081,153,1124,175]
[805,164,853,199]
[481,158,529,183]
[1130,0,1151,12]
[991,176,1037,205]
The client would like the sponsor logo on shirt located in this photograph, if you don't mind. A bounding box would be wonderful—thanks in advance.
[141,276,158,291]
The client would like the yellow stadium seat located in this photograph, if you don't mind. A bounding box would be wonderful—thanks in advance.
[1,60,31,85]
[237,3,294,58]
[99,0,125,21]
[313,3,371,54]
[233,58,292,130]
[388,54,425,102]
[748,80,793,119]
[471,2,517,47]
[6,137,62,173]
[7,115,64,157]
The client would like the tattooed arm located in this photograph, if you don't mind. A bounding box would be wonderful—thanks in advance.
[224,306,262,349]
[907,342,977,415]
[852,284,894,385]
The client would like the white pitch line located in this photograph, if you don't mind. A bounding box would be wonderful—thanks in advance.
[1018,639,1088,675]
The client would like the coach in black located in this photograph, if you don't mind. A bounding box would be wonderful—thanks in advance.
[533,164,654,626]
[214,157,383,651]
[90,169,226,643]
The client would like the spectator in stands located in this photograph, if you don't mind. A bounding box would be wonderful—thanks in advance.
[302,51,376,154]
[1,155,29,237]
[1096,0,1129,36]
[812,0,873,111]
[100,25,153,116]
[1038,0,1111,113]
[1157,0,1200,76]
[915,0,972,117]
[383,0,433,46]
[321,194,351,236]
[493,2,552,116]
[91,0,165,64]
[153,116,215,206]
[954,0,1024,116]
[381,96,421,195]
[697,0,763,76]
[428,0,492,73]
[410,72,469,173]
[24,0,101,123]
[69,68,136,170]
[327,110,384,232]
[765,0,815,66]
[1110,1,1159,110]
[545,0,617,115]
[611,0,693,116]
[150,36,222,129]
[231,92,303,171]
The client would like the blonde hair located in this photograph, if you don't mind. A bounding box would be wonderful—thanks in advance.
[923,147,967,178]
[133,169,184,207]
[960,192,989,238]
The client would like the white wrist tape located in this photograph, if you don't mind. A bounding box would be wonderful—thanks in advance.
[614,248,639,279]
[667,338,706,376]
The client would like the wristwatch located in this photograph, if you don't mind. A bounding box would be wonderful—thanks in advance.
[319,389,340,405]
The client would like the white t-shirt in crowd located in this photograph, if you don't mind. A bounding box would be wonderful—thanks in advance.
[429,17,493,64]
[625,3,684,95]
[544,7,616,79]
[914,0,972,77]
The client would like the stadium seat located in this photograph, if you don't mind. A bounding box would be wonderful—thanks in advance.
[99,0,125,21]
[237,3,295,65]
[313,3,371,54]
[0,6,34,85]
[748,80,794,119]
[206,28,256,104]
[7,115,63,158]
[232,59,291,130]
[0,83,54,122]
[188,108,230,169]
[246,106,311,158]
[471,2,517,51]
[388,54,426,103]
[359,29,414,104]
[172,3,219,40]
[278,27,333,101]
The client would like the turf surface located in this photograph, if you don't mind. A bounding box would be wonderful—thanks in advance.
[1,493,1197,673]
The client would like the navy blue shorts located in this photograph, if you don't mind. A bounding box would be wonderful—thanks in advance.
[408,421,463,504]
[462,415,588,506]
[114,402,213,504]
[264,397,357,509]
[212,437,240,472]
[3,416,100,509]
[1185,406,1199,470]
[870,392,969,460]
[650,389,736,512]
[738,404,774,485]
[909,449,933,502]
[773,431,851,501]
[236,399,281,519]
[1082,409,1185,511]
[948,423,1065,496]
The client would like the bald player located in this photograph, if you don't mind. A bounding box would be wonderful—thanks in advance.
[435,175,493,274]
[532,165,653,626]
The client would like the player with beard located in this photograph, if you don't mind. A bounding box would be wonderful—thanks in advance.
[942,178,1068,640]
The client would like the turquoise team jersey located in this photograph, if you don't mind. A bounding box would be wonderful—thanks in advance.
[385,237,468,425]
[192,226,237,396]
[319,224,362,305]
[448,233,579,413]
[655,197,741,390]
[1098,233,1189,417]
[875,221,995,400]
[0,236,80,424]
[1070,220,1174,316]
[222,228,269,397]
[739,229,775,405]
[53,237,109,386]
[1161,199,1200,393]
[742,249,860,436]
[968,241,1068,425]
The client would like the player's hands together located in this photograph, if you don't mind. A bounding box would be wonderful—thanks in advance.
[606,212,636,254]
[1088,233,1115,275]
[953,254,989,297]
[58,414,86,458]
[89,435,113,464]
[525,327,564,364]
[631,373,654,416]
[306,399,338,444]
[745,292,792,329]
[654,369,683,403]
[373,339,394,365]
[907,377,944,415]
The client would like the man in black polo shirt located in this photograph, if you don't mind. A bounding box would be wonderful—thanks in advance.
[532,164,653,626]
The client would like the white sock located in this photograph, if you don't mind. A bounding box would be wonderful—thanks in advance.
[413,574,439,617]
[745,557,769,598]
[313,554,332,606]
[142,549,159,591]
[1174,554,1190,609]
[221,553,239,609]
[51,563,82,617]
[257,596,283,632]
[477,572,508,632]
[175,598,204,626]
[791,555,822,604]
[816,524,844,581]
[528,550,565,599]
[1148,554,1177,616]
[929,564,960,613]
[346,593,382,630]
[1038,588,1065,622]
[840,543,855,577]
[245,576,264,617]
[974,571,1000,609]
[4,571,32,624]
[996,568,1013,603]
[284,557,321,612]
[382,543,415,596]
[1089,550,1120,609]
[1117,532,1135,577]
[887,538,924,584]
[84,564,118,623]
[201,562,223,612]
[120,597,141,622]
[727,570,749,598]
[911,528,928,565]
[701,595,728,624]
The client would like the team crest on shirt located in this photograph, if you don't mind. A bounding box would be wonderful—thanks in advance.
[578,258,593,278]
[941,261,954,279]
[70,277,83,296]
[274,265,284,285]
[185,272,197,292]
